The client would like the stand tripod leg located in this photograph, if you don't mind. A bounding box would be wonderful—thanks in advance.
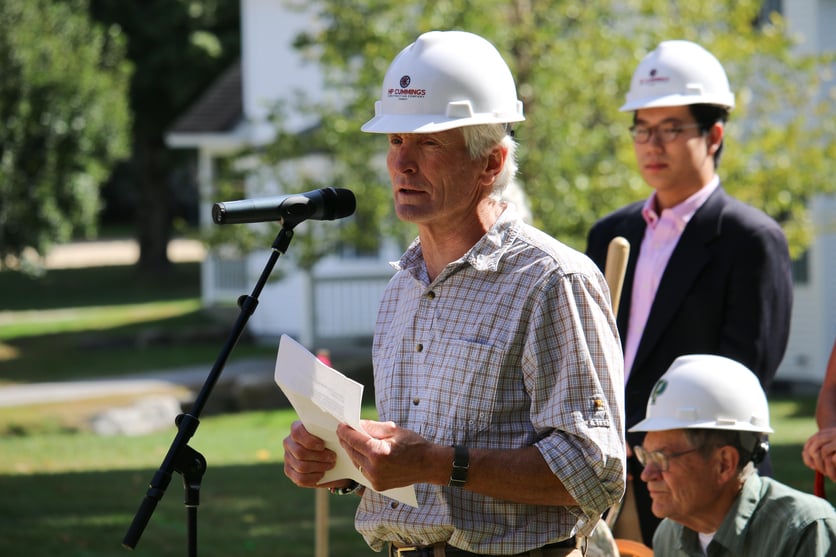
[176,443,206,557]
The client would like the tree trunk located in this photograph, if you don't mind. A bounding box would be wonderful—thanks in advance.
[135,133,173,274]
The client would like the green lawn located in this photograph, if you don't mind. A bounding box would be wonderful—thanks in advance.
[0,260,376,556]
[0,397,830,557]
[0,263,276,385]
[0,410,377,557]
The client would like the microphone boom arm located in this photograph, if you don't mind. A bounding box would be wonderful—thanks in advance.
[122,225,296,554]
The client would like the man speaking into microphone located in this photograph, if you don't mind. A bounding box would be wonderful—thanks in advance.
[282,30,624,557]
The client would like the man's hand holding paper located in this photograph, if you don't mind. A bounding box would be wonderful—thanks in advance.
[275,335,417,507]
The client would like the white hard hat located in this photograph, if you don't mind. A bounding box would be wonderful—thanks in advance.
[629,354,773,433]
[620,40,735,112]
[361,30,525,134]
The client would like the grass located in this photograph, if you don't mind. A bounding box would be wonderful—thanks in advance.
[0,410,378,557]
[0,399,830,557]
[0,263,200,310]
[0,258,834,556]
[0,263,276,385]
[766,396,834,501]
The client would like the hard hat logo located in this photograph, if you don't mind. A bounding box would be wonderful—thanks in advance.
[639,68,669,87]
[650,379,668,405]
[388,73,426,99]
[387,84,427,99]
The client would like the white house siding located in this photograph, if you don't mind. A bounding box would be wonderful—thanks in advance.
[248,255,397,346]
[241,0,324,141]
[777,195,836,383]
[773,0,836,384]
[815,195,836,375]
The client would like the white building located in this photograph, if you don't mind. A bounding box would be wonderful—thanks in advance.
[780,195,836,383]
[166,0,836,383]
[770,0,836,383]
[166,0,397,351]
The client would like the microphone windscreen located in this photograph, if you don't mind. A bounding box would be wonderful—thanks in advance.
[330,188,357,219]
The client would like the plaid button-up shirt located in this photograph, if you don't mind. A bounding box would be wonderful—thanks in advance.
[355,206,626,554]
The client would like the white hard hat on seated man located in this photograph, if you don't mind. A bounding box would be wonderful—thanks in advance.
[630,353,772,476]
[630,354,772,435]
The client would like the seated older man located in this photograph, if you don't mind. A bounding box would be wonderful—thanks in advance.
[629,354,836,556]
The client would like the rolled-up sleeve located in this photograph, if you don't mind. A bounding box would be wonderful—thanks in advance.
[528,269,626,523]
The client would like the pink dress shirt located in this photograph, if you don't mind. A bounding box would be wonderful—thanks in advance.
[622,177,720,381]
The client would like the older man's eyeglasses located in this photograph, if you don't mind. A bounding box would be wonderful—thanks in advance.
[629,123,702,144]
[634,445,699,472]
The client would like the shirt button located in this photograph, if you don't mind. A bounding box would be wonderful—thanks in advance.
[412,398,420,406]
[426,291,436,299]
[416,343,423,352]
[390,501,399,509]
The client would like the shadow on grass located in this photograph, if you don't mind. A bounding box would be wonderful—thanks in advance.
[768,391,819,419]
[0,308,276,384]
[0,463,376,557]
[0,264,201,312]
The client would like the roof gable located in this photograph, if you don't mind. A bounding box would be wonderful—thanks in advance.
[168,60,243,135]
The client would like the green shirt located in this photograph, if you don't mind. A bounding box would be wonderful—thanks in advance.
[653,474,836,556]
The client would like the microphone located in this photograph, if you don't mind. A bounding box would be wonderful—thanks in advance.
[212,187,356,226]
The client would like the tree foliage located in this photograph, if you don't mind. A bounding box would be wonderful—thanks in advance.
[0,0,131,270]
[89,0,240,272]
[277,0,834,256]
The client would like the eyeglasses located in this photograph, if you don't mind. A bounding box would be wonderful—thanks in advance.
[634,445,699,472]
[629,123,702,144]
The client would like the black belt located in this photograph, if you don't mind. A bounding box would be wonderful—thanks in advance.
[388,537,577,557]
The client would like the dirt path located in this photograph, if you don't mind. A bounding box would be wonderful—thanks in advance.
[42,238,205,269]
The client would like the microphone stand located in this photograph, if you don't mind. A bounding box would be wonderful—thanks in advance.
[123,222,297,555]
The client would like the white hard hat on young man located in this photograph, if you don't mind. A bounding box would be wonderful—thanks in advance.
[361,30,525,134]
[620,40,735,112]
[629,354,773,434]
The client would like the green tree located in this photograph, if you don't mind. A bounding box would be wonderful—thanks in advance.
[0,0,131,270]
[89,0,240,273]
[279,0,835,256]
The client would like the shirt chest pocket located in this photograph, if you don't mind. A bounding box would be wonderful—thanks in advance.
[420,338,507,443]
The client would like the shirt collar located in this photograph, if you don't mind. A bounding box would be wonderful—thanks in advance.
[641,175,720,231]
[390,203,521,282]
[714,474,762,554]
[678,474,762,555]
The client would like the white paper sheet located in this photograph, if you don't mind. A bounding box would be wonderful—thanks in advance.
[274,334,418,507]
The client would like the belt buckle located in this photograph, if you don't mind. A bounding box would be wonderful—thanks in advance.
[393,546,420,557]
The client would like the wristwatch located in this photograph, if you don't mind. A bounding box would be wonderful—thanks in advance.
[448,445,469,488]
[329,480,362,495]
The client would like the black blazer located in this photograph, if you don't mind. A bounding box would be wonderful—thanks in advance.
[586,185,793,445]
